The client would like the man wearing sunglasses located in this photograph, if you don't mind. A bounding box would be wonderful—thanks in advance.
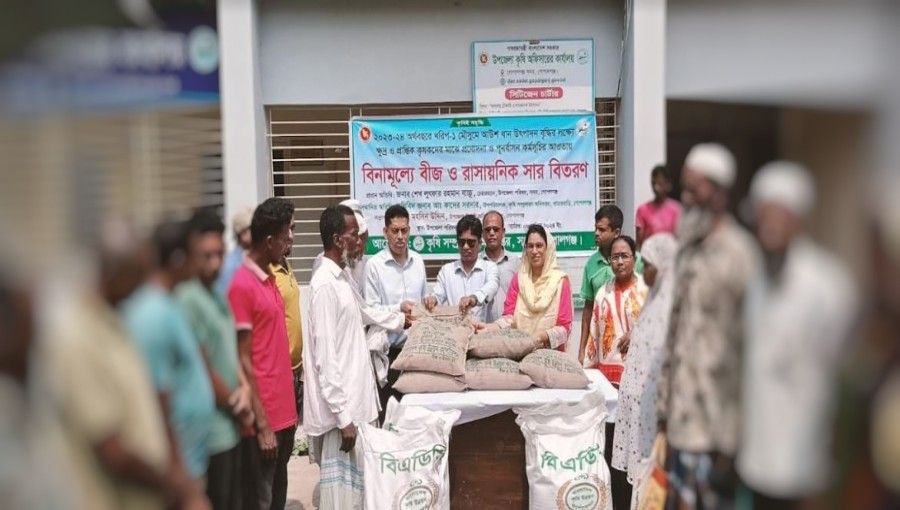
[424,215,500,322]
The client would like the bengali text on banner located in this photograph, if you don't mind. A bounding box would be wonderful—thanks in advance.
[350,113,598,259]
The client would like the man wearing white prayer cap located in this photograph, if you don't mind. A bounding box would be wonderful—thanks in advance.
[738,161,857,508]
[677,142,737,243]
[312,199,369,293]
[657,143,759,509]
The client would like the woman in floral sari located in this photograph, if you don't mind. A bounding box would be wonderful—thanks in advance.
[590,235,648,510]
[589,235,648,386]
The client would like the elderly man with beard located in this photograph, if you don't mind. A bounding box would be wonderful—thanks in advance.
[305,205,379,510]
[657,143,759,510]
[738,162,857,509]
[313,201,409,419]
[313,200,409,402]
[312,199,370,295]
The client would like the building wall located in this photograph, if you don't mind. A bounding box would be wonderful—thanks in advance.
[666,0,884,109]
[777,108,870,282]
[258,0,623,105]
[666,100,779,206]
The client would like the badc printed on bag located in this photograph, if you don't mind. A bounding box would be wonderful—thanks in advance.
[358,400,461,510]
[514,390,612,510]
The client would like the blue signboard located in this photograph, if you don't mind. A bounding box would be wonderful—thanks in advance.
[1,15,219,113]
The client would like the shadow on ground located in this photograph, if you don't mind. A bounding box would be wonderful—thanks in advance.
[286,455,319,509]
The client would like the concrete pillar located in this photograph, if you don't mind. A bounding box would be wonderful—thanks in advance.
[617,0,667,237]
[218,0,269,242]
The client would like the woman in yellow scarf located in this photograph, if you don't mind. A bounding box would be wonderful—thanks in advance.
[477,224,573,350]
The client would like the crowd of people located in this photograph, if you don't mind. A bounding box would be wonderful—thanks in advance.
[0,140,898,510]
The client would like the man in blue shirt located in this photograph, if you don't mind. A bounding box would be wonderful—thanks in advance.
[123,220,215,493]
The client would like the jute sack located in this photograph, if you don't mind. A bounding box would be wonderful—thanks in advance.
[411,303,473,327]
[359,403,461,510]
[514,390,612,510]
[465,358,533,391]
[394,371,466,394]
[520,349,590,389]
[429,304,464,321]
[393,319,470,376]
[468,328,536,361]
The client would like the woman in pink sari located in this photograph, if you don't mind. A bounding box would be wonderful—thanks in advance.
[477,224,573,350]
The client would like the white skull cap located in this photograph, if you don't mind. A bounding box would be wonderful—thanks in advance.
[750,160,816,218]
[340,199,368,235]
[685,143,737,189]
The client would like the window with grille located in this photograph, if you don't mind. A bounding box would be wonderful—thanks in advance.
[268,100,617,284]
[0,107,223,257]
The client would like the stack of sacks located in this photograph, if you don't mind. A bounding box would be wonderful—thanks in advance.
[393,319,471,393]
[465,328,536,390]
[393,311,591,393]
[465,328,590,390]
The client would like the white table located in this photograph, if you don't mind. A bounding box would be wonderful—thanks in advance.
[400,368,617,425]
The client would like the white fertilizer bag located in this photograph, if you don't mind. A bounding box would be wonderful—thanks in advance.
[514,390,612,510]
[358,400,461,510]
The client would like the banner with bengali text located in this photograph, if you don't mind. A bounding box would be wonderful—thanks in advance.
[350,113,598,259]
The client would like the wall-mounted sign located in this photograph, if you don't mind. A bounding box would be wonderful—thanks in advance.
[472,39,594,114]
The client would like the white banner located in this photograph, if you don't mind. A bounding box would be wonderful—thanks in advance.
[472,39,594,114]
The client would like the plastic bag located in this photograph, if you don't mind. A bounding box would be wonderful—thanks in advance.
[358,399,460,510]
[514,390,613,510]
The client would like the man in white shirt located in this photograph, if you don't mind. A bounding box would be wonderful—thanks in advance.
[425,215,500,322]
[305,205,377,510]
[481,211,521,323]
[738,162,857,509]
[364,205,427,417]
[364,204,426,337]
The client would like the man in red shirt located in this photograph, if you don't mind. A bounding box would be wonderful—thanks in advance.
[227,198,298,510]
[636,165,682,248]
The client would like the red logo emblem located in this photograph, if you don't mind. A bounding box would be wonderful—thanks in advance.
[359,126,372,143]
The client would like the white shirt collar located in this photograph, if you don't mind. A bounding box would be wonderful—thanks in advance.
[318,256,344,278]
[378,248,416,269]
[454,258,486,275]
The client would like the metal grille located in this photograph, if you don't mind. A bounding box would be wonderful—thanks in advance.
[269,100,618,284]
[0,106,223,268]
[66,107,224,229]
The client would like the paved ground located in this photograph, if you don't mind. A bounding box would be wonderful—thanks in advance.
[285,454,319,510]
